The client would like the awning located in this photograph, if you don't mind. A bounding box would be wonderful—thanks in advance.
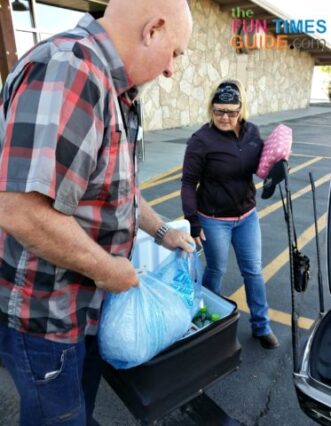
[214,0,331,65]
[36,0,107,13]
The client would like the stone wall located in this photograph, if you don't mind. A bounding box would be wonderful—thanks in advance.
[142,0,314,130]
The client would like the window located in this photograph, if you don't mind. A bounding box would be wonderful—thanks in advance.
[11,0,84,57]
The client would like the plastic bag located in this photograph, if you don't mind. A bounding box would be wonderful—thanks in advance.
[98,272,191,369]
[98,250,202,369]
[153,249,203,316]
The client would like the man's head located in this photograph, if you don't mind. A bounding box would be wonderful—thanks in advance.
[99,0,192,86]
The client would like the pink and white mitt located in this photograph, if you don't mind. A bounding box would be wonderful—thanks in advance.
[256,124,292,179]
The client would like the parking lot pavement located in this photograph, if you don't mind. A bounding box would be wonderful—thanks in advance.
[136,112,330,426]
[1,109,331,426]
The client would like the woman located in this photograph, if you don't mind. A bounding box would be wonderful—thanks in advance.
[181,79,279,349]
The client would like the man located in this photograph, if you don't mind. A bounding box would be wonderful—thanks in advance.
[0,0,193,424]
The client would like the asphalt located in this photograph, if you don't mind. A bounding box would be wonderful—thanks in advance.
[1,103,331,426]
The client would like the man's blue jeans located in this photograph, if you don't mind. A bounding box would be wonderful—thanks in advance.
[0,323,101,426]
[199,209,271,336]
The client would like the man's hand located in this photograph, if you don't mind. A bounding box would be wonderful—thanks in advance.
[138,197,195,253]
[95,256,139,293]
[161,228,195,253]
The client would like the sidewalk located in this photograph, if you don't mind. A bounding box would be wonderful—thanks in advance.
[140,104,331,182]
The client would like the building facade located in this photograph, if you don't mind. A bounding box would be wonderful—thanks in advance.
[0,0,330,131]
[143,0,316,130]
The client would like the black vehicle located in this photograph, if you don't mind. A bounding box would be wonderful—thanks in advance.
[279,162,331,425]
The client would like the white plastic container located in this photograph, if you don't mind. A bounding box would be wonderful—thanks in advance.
[102,219,241,425]
[132,219,190,271]
[132,220,235,329]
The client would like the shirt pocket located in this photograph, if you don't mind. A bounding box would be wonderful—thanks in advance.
[85,128,133,203]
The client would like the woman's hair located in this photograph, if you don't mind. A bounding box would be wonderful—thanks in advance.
[207,78,249,125]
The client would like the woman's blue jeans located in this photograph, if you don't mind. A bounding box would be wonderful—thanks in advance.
[199,209,271,336]
[0,323,102,426]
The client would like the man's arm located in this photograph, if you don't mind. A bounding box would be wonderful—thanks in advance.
[0,192,138,292]
[139,197,194,252]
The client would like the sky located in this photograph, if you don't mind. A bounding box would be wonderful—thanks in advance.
[253,0,331,45]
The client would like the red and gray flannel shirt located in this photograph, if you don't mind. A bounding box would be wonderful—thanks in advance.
[0,14,140,343]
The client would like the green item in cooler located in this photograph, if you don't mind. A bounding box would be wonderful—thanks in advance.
[211,313,221,322]
[193,306,211,328]
[193,306,222,328]
[200,305,207,313]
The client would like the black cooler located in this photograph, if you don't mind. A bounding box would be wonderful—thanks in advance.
[102,288,241,425]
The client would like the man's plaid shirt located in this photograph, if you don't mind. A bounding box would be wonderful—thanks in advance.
[0,14,140,343]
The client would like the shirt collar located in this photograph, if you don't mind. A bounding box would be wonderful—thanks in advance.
[76,13,135,96]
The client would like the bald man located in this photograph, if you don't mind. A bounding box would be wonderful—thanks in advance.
[0,1,193,425]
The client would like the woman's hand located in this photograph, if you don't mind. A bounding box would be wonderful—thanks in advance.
[194,229,206,249]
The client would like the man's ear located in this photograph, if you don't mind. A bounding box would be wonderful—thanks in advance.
[142,17,166,46]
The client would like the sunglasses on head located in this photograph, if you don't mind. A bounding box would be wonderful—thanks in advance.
[212,108,240,118]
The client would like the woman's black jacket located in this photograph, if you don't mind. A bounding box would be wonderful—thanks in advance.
[181,121,263,237]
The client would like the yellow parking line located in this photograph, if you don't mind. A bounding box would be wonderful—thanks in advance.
[229,213,327,329]
[141,172,182,190]
[259,173,331,219]
[175,170,329,221]
[288,156,323,172]
[255,156,322,190]
[141,165,182,189]
[142,155,327,194]
[175,186,329,325]
[292,153,331,160]
[148,190,180,207]
[295,123,331,128]
[145,155,327,328]
[173,163,329,221]
[171,178,329,326]
[148,157,323,208]
[267,308,314,330]
[296,141,331,145]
